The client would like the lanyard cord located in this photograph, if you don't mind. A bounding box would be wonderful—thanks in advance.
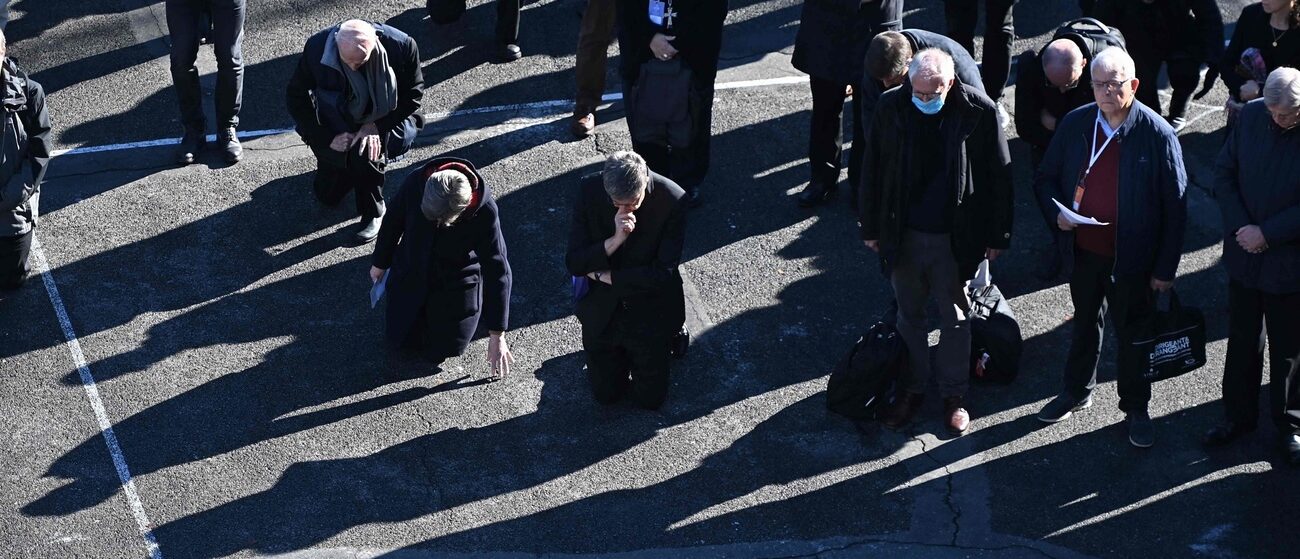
[1074,114,1117,210]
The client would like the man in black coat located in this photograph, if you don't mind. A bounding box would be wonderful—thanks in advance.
[1033,48,1187,448]
[370,157,513,377]
[287,20,424,245]
[0,37,51,292]
[1015,38,1094,281]
[566,151,688,410]
[791,0,903,207]
[1205,67,1300,465]
[617,0,727,206]
[859,49,1013,435]
[1092,0,1223,128]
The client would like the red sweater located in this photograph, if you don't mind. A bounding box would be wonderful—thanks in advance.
[1075,121,1120,258]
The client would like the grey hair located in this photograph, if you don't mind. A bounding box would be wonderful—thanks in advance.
[602,151,650,201]
[421,170,473,227]
[1264,67,1300,110]
[1090,47,1135,81]
[908,48,955,82]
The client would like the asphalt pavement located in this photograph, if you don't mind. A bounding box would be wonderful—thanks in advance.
[1,1,1296,558]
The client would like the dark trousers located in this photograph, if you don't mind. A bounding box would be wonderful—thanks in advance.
[943,0,1016,100]
[0,230,32,290]
[1221,280,1300,433]
[583,310,672,410]
[808,76,864,190]
[309,143,386,219]
[574,0,617,115]
[497,0,521,44]
[1129,42,1200,119]
[1062,249,1155,413]
[625,79,715,191]
[166,0,245,131]
[401,281,482,364]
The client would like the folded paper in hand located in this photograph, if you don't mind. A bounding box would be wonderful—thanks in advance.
[1053,199,1110,226]
[370,270,389,309]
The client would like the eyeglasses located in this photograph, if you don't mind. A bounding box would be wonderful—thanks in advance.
[1090,80,1130,93]
[913,87,946,102]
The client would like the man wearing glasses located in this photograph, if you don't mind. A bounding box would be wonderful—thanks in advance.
[859,49,1013,435]
[1033,47,1188,449]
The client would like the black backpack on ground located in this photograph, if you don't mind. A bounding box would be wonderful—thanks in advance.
[826,322,907,420]
[968,284,1023,384]
[1044,17,1127,60]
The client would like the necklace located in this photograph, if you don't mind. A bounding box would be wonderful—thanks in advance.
[1272,25,1290,47]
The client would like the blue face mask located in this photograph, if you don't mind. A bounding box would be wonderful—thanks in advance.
[912,94,945,115]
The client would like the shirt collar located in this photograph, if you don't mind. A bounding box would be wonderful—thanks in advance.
[1095,109,1117,137]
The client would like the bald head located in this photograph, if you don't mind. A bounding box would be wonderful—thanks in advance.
[336,20,377,71]
[1041,39,1086,90]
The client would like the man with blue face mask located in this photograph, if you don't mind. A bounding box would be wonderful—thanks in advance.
[859,48,1013,435]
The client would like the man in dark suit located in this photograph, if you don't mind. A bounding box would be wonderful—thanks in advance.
[566,151,688,410]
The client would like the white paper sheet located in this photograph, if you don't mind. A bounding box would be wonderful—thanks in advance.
[1053,198,1110,226]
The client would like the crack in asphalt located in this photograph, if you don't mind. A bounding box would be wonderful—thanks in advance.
[912,434,963,547]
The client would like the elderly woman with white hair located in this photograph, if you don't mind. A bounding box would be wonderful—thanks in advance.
[369,157,513,378]
[1207,67,1300,465]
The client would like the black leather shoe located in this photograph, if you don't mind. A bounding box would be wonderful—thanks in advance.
[218,127,242,164]
[1202,422,1256,447]
[497,43,522,62]
[1286,432,1300,466]
[797,179,836,208]
[175,128,206,166]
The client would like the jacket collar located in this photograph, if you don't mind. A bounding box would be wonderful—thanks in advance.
[1101,99,1148,138]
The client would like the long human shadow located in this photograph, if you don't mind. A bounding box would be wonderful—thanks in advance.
[3,0,124,44]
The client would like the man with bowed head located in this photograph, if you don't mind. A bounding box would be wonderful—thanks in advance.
[1033,47,1187,449]
[859,48,1013,436]
[287,19,425,246]
[567,151,688,410]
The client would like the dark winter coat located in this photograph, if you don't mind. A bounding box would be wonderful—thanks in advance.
[860,29,985,129]
[372,157,512,346]
[617,0,728,83]
[566,171,687,339]
[1092,0,1223,62]
[286,22,423,147]
[1033,100,1187,281]
[0,59,51,237]
[1214,99,1300,295]
[1221,3,1300,102]
[858,80,1013,279]
[792,0,904,86]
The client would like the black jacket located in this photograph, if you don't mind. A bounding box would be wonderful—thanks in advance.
[372,157,512,345]
[617,0,728,83]
[1221,3,1300,102]
[792,0,903,86]
[1034,101,1187,281]
[860,29,985,133]
[1014,50,1095,152]
[0,59,51,237]
[286,22,423,147]
[858,80,1013,278]
[1092,0,1223,62]
[566,172,688,338]
[1214,100,1300,295]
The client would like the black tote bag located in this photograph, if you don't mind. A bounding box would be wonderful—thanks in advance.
[1130,290,1207,383]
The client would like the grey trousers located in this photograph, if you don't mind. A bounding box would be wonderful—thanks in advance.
[891,229,972,398]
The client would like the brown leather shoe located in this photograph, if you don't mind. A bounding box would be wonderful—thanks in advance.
[944,396,971,435]
[881,392,924,430]
[570,113,595,138]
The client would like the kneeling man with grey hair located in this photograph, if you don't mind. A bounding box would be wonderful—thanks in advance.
[370,157,513,378]
[1033,47,1188,448]
[566,151,688,410]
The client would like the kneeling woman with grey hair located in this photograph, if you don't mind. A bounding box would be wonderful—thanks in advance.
[370,157,514,377]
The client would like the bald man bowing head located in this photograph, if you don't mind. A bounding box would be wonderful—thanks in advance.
[287,19,425,245]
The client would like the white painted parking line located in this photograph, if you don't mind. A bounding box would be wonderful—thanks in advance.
[29,235,164,559]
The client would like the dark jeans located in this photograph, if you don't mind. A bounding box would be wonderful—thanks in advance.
[808,76,864,190]
[624,78,715,191]
[1130,43,1200,119]
[943,0,1016,100]
[574,0,617,115]
[166,0,245,131]
[309,143,387,219]
[1062,249,1155,414]
[1221,280,1300,433]
[0,230,32,290]
[583,309,672,410]
[497,0,521,44]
